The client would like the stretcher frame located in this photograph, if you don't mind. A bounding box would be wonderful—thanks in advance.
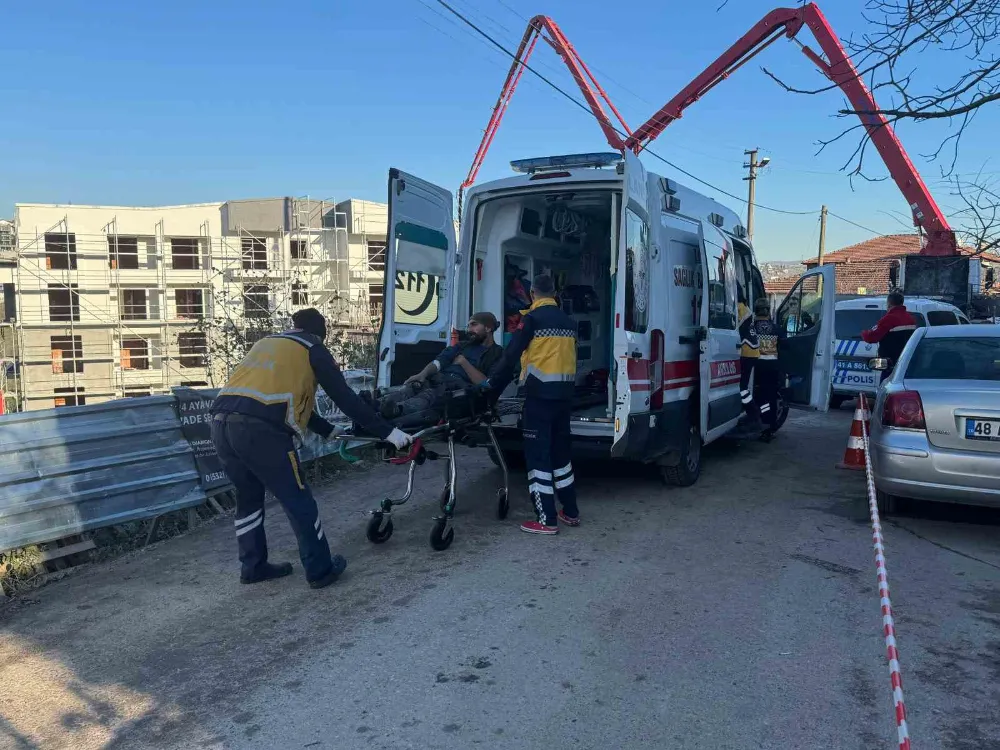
[336,407,512,551]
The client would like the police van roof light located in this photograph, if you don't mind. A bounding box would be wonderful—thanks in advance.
[510,152,623,174]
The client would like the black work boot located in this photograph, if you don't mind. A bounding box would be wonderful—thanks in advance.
[240,561,294,585]
[309,555,348,590]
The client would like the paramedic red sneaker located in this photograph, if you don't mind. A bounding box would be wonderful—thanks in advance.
[558,510,581,527]
[520,520,559,535]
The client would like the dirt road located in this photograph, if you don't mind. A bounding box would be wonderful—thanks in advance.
[1,409,998,749]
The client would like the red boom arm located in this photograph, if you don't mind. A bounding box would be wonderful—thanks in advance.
[461,4,956,256]
[460,15,630,191]
[626,3,955,256]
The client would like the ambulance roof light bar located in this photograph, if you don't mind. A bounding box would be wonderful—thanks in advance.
[510,152,623,174]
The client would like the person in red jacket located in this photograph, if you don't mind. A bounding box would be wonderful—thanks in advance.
[861,290,917,380]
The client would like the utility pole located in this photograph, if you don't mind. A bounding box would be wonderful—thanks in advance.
[742,149,769,240]
[818,205,828,265]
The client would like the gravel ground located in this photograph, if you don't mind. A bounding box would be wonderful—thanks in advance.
[0,408,997,750]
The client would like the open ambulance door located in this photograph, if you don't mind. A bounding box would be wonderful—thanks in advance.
[375,169,457,389]
[775,264,836,411]
[611,150,651,455]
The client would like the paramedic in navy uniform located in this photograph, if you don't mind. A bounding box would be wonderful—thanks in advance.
[483,274,580,535]
[211,308,412,588]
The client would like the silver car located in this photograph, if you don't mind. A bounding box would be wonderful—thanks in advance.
[869,324,1000,514]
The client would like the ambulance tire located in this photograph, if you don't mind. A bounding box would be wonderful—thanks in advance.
[773,393,790,432]
[660,423,702,488]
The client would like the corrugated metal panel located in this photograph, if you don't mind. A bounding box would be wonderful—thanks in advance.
[0,372,378,553]
[0,396,205,553]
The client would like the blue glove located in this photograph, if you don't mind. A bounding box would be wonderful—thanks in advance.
[478,379,493,392]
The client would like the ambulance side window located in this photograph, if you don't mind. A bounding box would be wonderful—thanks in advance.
[624,209,649,333]
[706,239,737,330]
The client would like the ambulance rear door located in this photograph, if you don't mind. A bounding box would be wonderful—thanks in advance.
[376,169,457,388]
[611,150,652,455]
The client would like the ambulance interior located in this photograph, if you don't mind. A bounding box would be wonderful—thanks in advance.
[469,189,617,420]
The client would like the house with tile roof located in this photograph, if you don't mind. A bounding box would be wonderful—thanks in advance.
[801,234,999,297]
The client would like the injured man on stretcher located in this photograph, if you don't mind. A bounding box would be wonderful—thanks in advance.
[376,312,503,426]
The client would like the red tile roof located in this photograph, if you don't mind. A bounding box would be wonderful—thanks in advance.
[803,233,1000,265]
[799,233,1000,295]
[764,276,798,295]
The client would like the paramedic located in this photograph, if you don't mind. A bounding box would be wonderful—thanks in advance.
[737,295,762,431]
[860,290,917,381]
[211,308,412,589]
[378,312,503,418]
[483,274,579,535]
[751,298,784,435]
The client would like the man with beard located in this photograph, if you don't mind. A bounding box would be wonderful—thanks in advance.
[378,312,503,419]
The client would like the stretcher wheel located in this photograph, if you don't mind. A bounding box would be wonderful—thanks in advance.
[438,487,452,513]
[366,512,393,544]
[496,489,509,520]
[429,517,454,551]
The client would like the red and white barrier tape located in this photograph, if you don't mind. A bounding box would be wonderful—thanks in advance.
[858,394,912,750]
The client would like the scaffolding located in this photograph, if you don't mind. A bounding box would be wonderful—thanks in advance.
[7,197,391,411]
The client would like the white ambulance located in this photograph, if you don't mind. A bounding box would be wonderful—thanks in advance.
[376,152,836,486]
[830,296,970,408]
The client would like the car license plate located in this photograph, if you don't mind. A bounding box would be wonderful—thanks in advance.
[965,418,1000,441]
[835,358,869,371]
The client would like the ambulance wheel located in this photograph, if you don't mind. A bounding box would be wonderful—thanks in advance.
[496,489,510,520]
[773,394,790,432]
[366,512,393,544]
[430,517,454,551]
[660,424,702,488]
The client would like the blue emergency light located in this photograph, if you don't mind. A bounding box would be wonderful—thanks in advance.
[510,152,623,174]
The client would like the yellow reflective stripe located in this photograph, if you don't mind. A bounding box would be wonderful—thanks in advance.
[288,451,305,490]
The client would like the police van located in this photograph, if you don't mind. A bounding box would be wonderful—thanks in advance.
[375,152,835,486]
[830,297,969,408]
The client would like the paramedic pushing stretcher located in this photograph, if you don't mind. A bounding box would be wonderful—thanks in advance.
[211,308,412,589]
[860,290,917,381]
[483,274,580,535]
[378,312,503,420]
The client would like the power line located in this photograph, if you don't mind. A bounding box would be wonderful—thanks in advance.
[434,0,820,218]
[826,211,891,237]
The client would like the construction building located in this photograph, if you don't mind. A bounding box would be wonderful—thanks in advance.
[6,197,389,412]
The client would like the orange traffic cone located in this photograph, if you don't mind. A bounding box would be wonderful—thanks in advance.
[836,395,871,471]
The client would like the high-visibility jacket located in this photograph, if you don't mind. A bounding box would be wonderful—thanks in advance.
[489,297,577,401]
[738,302,759,359]
[753,317,783,360]
[212,330,391,439]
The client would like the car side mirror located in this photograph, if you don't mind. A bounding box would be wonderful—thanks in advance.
[869,357,891,372]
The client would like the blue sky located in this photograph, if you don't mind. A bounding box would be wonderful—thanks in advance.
[2,0,995,260]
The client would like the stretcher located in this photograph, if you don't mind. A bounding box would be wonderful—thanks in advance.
[335,387,520,551]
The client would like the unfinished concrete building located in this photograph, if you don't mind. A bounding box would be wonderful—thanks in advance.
[8,197,389,411]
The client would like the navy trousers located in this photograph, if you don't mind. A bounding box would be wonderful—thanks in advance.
[739,356,760,420]
[211,413,334,583]
[522,398,579,526]
[755,359,781,429]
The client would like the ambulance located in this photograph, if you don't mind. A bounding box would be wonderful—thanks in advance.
[375,152,835,486]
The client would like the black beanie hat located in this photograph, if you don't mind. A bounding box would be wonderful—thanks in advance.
[292,308,327,339]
